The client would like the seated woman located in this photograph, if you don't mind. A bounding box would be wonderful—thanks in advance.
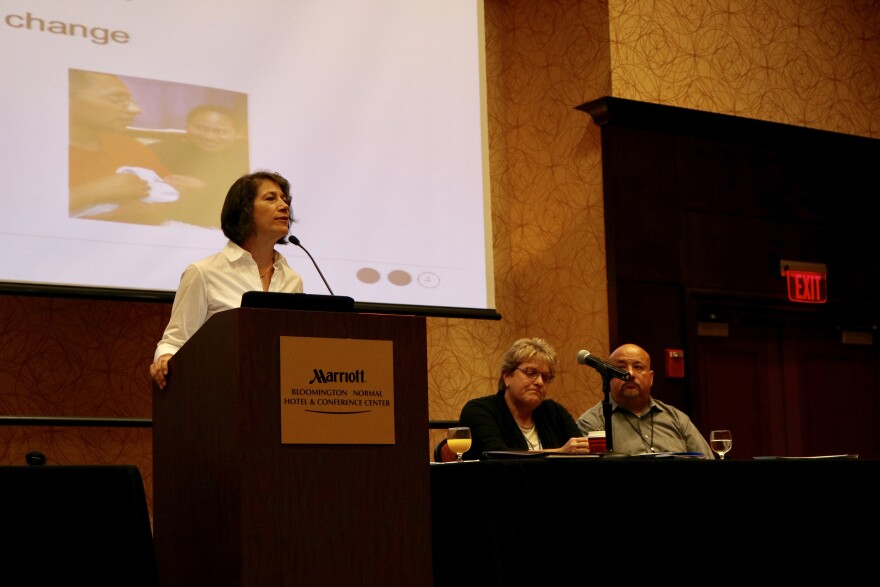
[458,337,590,460]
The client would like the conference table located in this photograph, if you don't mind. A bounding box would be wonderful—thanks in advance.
[430,455,879,586]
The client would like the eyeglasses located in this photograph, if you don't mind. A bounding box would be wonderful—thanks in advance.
[515,367,554,384]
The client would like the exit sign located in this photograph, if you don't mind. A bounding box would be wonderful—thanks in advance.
[780,260,827,304]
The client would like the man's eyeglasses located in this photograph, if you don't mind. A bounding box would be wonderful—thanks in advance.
[515,367,554,383]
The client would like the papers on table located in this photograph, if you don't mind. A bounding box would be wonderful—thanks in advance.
[483,450,600,459]
[630,451,709,459]
[753,454,859,460]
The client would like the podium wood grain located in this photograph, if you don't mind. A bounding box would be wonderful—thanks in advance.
[152,308,431,587]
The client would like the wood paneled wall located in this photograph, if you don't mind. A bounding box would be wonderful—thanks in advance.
[581,96,880,459]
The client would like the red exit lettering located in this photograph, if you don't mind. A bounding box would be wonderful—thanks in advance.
[786,271,827,304]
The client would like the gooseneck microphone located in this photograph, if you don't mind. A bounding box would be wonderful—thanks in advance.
[287,235,335,295]
[576,350,631,381]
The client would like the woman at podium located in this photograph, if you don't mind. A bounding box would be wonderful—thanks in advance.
[149,170,304,389]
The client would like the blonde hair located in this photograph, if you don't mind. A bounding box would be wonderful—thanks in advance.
[497,337,558,392]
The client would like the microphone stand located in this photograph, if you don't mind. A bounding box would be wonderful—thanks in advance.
[288,235,335,295]
[599,368,614,453]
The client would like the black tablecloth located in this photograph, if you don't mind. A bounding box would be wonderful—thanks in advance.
[0,465,158,586]
[431,456,879,586]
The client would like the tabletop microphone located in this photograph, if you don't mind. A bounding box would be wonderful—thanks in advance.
[576,350,631,381]
[287,235,335,295]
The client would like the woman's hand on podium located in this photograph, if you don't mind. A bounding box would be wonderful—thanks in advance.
[150,353,173,389]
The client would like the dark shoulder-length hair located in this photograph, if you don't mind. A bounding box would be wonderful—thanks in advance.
[497,337,558,392]
[220,170,292,245]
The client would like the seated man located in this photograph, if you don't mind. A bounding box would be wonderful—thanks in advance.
[576,343,714,457]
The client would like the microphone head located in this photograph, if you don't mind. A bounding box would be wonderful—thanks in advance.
[287,235,301,246]
[576,350,591,364]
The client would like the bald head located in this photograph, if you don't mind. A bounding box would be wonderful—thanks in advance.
[609,344,651,369]
[608,343,654,413]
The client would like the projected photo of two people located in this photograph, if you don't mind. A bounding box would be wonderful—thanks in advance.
[68,68,249,228]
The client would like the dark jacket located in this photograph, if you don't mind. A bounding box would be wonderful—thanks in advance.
[458,389,581,460]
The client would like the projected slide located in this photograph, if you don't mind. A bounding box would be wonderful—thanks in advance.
[0,0,493,310]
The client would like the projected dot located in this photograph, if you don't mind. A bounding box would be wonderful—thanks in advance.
[418,272,440,288]
[387,270,412,286]
[356,268,381,284]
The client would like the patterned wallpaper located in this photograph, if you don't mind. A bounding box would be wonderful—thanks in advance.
[608,0,880,137]
[2,0,879,519]
[427,0,613,444]
[0,296,167,514]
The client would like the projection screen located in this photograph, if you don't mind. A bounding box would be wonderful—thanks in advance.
[0,0,496,317]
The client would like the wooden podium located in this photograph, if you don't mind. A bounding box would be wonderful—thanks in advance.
[152,307,432,586]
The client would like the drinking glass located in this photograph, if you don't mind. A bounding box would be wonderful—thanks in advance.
[447,427,472,463]
[709,429,733,460]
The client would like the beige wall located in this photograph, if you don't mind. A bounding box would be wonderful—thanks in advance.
[429,0,880,451]
[428,1,613,448]
[608,0,880,138]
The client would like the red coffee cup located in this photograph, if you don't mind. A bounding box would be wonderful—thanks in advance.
[587,431,606,453]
